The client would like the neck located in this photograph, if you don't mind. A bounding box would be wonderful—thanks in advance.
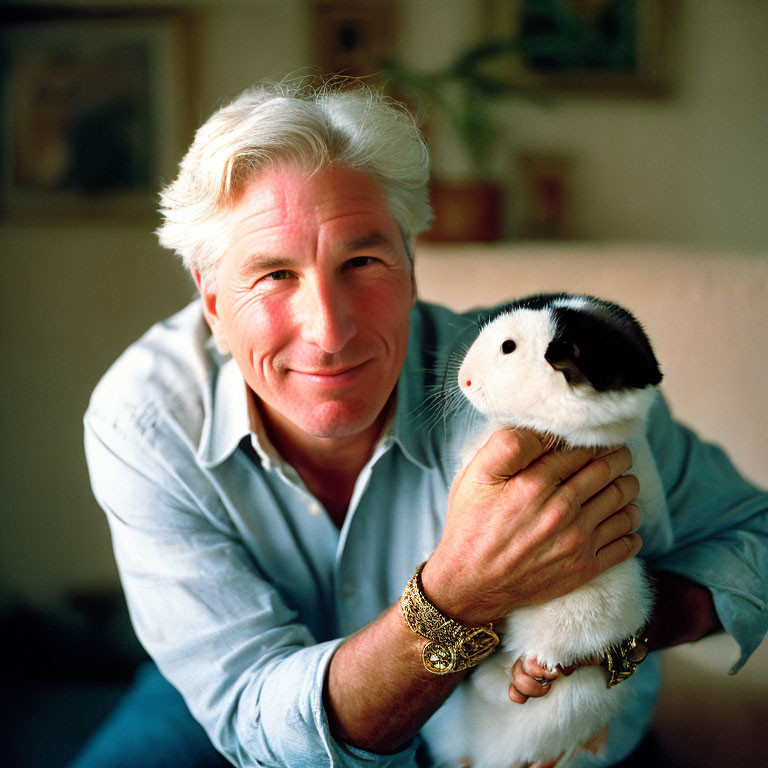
[256,397,394,528]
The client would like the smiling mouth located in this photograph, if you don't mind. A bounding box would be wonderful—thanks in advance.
[290,360,371,386]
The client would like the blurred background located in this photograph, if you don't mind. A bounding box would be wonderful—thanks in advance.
[0,1,766,766]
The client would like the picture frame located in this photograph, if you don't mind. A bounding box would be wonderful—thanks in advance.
[486,0,674,95]
[0,8,195,218]
[311,0,395,80]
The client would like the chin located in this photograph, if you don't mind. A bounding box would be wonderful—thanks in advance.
[297,399,387,440]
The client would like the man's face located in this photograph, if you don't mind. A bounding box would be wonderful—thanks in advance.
[197,164,415,444]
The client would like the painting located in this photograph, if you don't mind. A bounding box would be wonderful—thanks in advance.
[487,0,673,94]
[0,10,194,217]
[311,0,394,80]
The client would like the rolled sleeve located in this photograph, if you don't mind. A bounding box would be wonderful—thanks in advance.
[645,393,768,672]
[84,411,420,767]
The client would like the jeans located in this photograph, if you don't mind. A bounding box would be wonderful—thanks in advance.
[66,661,657,768]
[67,662,230,768]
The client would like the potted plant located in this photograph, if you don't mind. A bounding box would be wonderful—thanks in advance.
[381,41,544,241]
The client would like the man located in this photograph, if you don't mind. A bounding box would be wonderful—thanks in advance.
[76,81,767,768]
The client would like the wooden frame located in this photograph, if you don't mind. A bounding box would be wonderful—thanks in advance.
[311,0,395,80]
[0,8,195,218]
[487,0,674,95]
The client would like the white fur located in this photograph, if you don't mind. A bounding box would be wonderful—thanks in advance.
[427,306,667,768]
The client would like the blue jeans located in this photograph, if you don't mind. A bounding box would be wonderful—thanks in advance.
[67,662,230,768]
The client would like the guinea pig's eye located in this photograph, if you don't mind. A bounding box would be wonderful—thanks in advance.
[501,339,516,354]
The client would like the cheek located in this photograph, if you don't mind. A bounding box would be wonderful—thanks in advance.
[359,278,413,333]
[227,296,294,370]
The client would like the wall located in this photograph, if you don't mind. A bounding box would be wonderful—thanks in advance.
[1,0,766,609]
[493,0,768,248]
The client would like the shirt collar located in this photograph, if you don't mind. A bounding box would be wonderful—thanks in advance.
[197,348,252,468]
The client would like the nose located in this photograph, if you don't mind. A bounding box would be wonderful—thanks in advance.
[299,276,357,353]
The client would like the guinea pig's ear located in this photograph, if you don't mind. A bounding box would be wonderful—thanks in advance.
[545,339,587,385]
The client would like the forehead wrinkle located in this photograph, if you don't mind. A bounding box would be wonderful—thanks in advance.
[231,179,290,233]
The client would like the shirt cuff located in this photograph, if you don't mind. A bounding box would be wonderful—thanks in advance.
[233,638,422,767]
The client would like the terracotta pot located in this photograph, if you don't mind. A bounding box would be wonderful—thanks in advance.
[422,180,503,242]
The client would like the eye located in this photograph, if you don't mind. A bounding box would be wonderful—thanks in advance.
[344,256,378,270]
[264,269,292,281]
[501,339,516,354]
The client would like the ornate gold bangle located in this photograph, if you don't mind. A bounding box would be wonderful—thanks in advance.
[400,561,499,675]
[602,625,650,687]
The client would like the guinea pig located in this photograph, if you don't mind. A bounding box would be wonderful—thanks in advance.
[426,293,670,768]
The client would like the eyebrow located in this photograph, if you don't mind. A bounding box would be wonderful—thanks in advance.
[238,231,398,276]
[239,254,294,276]
[343,231,398,254]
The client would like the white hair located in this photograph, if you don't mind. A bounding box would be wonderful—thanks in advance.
[156,79,432,287]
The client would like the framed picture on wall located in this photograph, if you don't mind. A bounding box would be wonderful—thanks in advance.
[311,0,394,79]
[0,9,195,218]
[487,0,674,94]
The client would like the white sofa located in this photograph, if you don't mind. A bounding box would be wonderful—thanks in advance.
[414,241,768,768]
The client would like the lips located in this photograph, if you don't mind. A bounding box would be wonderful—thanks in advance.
[289,360,371,387]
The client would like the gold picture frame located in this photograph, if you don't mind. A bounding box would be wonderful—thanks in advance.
[0,8,196,219]
[486,0,674,95]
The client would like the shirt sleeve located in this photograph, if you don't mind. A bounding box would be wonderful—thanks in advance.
[83,410,421,768]
[644,393,768,673]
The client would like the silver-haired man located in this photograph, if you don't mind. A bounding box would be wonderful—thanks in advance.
[75,81,767,768]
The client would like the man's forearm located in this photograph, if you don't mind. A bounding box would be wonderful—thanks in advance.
[646,569,722,652]
[323,437,644,754]
[323,602,465,754]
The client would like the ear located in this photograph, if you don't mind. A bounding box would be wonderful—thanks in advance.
[545,339,587,385]
[193,269,230,354]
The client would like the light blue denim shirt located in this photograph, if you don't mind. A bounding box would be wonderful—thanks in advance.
[84,299,768,768]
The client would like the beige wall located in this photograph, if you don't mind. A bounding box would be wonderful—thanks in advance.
[1,0,766,609]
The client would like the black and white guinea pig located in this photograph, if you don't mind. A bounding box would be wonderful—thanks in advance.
[424,293,671,768]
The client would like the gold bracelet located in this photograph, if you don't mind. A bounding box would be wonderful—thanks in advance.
[400,562,499,675]
[602,625,650,687]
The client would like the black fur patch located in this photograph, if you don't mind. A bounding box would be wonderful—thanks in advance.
[491,293,662,392]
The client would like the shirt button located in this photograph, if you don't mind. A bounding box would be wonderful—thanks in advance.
[308,501,322,516]
[341,582,355,599]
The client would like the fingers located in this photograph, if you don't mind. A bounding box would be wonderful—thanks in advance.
[472,428,547,482]
[508,657,560,703]
[566,446,633,507]
[596,531,642,572]
[559,654,602,676]
[591,503,641,552]
[531,443,606,489]
[582,471,639,527]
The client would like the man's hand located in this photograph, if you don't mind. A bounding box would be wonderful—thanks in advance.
[508,655,603,704]
[422,429,641,625]
[324,428,645,755]
[507,657,560,704]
